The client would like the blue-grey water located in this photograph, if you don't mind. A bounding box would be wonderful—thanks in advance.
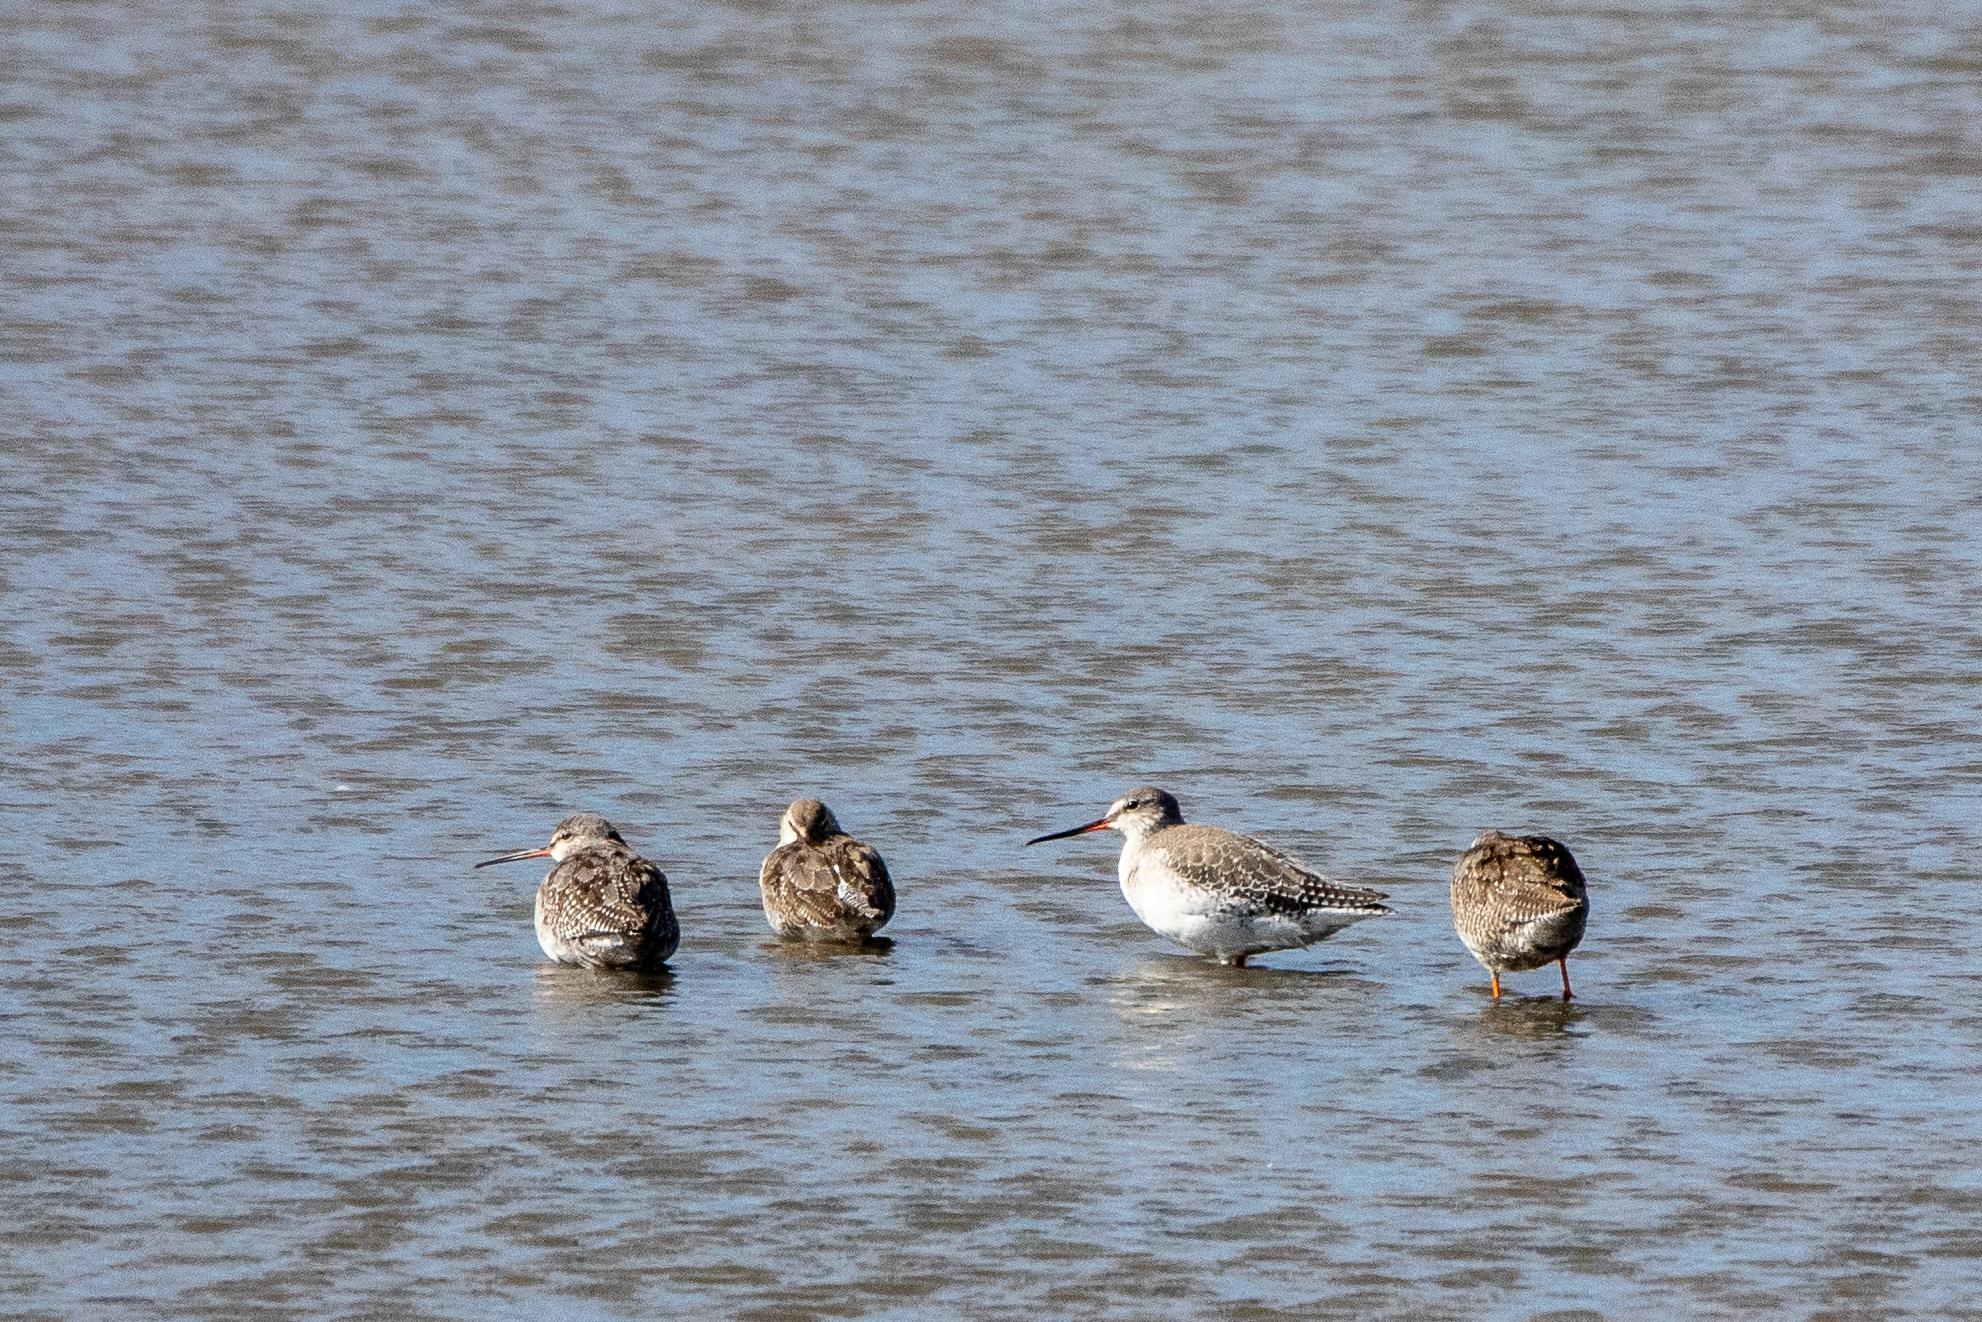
[4,1,1981,1317]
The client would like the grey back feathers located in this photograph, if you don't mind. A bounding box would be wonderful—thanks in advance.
[1151,824,1390,915]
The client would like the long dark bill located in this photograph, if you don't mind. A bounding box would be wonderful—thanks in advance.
[474,846,555,869]
[1024,818,1112,846]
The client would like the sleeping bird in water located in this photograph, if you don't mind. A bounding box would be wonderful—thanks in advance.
[1449,830,1589,1000]
[758,798,895,941]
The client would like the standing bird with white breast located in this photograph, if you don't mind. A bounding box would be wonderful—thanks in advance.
[759,798,895,941]
[1449,830,1589,1000]
[1026,787,1391,967]
[475,812,679,971]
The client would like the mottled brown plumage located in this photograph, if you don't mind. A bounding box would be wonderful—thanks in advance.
[1450,830,1588,999]
[759,799,894,941]
[476,812,679,971]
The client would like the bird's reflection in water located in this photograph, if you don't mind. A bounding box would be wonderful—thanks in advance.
[1105,954,1384,1070]
[760,936,895,963]
[529,961,676,1016]
[1472,993,1584,1041]
[1116,951,1378,992]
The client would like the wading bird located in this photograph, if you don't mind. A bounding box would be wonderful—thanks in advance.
[758,798,895,941]
[1449,831,1588,1000]
[1027,787,1390,967]
[476,812,678,971]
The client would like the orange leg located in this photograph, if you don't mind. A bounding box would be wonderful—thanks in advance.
[1490,970,1501,998]
[1558,957,1574,1002]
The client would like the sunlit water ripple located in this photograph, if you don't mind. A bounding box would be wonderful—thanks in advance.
[3,1,1980,1317]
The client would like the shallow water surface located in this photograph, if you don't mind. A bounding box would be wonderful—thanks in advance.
[4,0,1981,1318]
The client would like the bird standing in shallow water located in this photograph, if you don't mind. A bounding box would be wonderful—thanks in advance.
[1027,787,1390,967]
[759,798,895,941]
[1450,831,1588,1000]
[475,812,678,971]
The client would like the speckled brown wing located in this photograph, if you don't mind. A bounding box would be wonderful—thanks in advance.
[1150,825,1390,915]
[827,838,895,930]
[1450,832,1588,972]
[541,846,678,969]
[759,838,894,937]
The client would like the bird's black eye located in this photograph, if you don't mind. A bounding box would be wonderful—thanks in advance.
[1123,799,1141,809]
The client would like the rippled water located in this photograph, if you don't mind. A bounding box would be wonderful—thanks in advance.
[5,0,1981,1316]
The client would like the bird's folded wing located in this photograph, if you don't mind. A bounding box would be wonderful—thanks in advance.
[1154,826,1389,913]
